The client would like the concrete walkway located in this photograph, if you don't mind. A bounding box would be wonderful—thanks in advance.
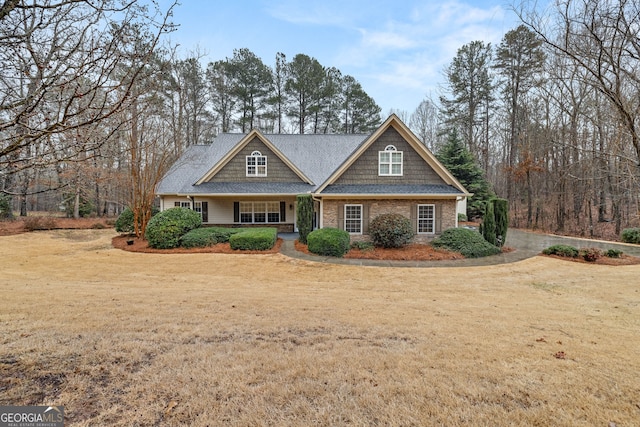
[278,229,640,268]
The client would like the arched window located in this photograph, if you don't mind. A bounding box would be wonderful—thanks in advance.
[379,145,403,176]
[246,150,267,176]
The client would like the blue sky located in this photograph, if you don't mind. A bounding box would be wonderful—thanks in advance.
[159,0,521,114]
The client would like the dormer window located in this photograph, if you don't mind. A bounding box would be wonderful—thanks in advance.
[246,150,267,177]
[379,145,403,176]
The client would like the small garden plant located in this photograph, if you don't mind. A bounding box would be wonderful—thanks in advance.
[431,228,501,258]
[542,244,579,258]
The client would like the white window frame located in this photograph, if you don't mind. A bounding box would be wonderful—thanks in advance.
[379,145,403,176]
[246,150,267,177]
[193,201,203,219]
[239,201,281,224]
[417,204,435,234]
[179,201,191,209]
[344,204,363,234]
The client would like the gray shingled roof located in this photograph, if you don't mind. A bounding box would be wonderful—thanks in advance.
[156,131,464,197]
[156,133,368,195]
[321,184,464,195]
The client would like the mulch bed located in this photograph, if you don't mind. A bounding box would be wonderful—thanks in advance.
[540,253,640,266]
[112,234,283,254]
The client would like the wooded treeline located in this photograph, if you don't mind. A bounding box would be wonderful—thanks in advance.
[0,0,381,224]
[417,0,640,238]
[1,0,638,240]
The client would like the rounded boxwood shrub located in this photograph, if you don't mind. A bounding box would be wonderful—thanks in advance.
[431,228,501,258]
[621,227,640,244]
[307,227,350,257]
[179,227,220,248]
[115,206,159,233]
[542,244,579,258]
[145,207,202,249]
[369,213,414,248]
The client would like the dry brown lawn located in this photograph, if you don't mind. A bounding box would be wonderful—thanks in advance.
[1,229,639,426]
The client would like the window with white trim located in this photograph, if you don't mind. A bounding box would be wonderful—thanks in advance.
[193,201,203,218]
[240,201,281,223]
[417,204,435,234]
[246,150,267,176]
[176,201,190,208]
[344,204,362,234]
[379,145,403,176]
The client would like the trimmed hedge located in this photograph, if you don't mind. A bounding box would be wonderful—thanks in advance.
[542,244,579,258]
[621,227,640,244]
[145,207,202,249]
[307,227,350,257]
[180,227,222,248]
[369,213,414,248]
[229,227,277,250]
[431,228,501,258]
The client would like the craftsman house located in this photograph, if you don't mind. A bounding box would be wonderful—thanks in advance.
[155,115,470,242]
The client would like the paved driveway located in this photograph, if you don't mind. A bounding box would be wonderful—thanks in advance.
[279,229,640,267]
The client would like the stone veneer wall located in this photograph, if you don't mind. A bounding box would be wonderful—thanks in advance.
[322,199,457,243]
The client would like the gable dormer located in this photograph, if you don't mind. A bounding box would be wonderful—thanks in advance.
[316,115,469,194]
[195,130,312,185]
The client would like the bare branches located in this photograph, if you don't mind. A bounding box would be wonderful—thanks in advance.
[0,0,177,177]
[516,0,640,164]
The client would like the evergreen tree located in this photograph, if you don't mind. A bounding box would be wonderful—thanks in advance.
[296,194,313,244]
[440,40,493,170]
[481,200,497,245]
[436,130,494,218]
[493,198,509,247]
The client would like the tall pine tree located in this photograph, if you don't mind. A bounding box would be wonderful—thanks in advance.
[436,130,494,219]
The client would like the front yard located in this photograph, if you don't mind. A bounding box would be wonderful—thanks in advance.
[1,229,639,426]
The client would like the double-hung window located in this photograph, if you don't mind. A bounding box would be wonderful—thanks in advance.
[379,145,403,176]
[344,204,362,234]
[239,201,281,223]
[246,151,267,177]
[417,204,435,234]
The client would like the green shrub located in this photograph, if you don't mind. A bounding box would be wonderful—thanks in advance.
[431,228,501,258]
[145,207,202,249]
[296,194,314,244]
[115,206,159,233]
[605,248,623,258]
[115,208,135,233]
[351,241,375,251]
[579,247,602,262]
[369,213,414,248]
[542,244,579,258]
[307,227,350,257]
[179,228,221,248]
[621,227,640,244]
[229,227,277,251]
[457,213,468,222]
